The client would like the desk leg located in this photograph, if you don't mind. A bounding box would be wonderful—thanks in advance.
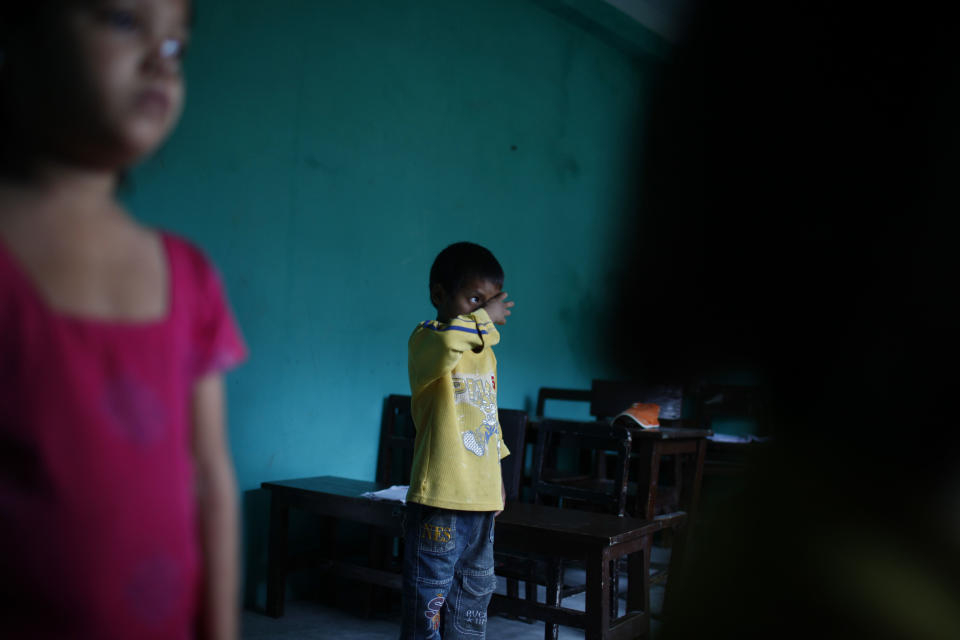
[364,523,385,616]
[685,439,708,524]
[524,578,537,623]
[632,440,660,521]
[585,548,611,640]
[664,439,706,619]
[627,536,651,617]
[266,495,290,618]
[662,518,687,624]
[544,560,562,640]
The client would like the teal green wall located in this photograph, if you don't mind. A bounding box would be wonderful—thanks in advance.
[126,0,659,605]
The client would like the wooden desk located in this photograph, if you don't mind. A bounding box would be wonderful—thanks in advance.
[261,475,683,640]
[524,420,710,619]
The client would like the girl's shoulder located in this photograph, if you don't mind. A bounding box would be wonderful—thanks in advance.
[157,230,247,377]
[159,230,225,296]
[158,229,237,317]
[160,231,213,274]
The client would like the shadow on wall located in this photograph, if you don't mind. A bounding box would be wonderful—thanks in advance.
[611,0,960,638]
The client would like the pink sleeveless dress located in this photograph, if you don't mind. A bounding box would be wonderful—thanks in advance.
[0,233,246,639]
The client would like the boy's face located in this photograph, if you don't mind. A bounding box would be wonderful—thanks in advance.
[432,277,502,323]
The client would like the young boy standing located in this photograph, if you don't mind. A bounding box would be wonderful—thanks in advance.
[401,242,516,640]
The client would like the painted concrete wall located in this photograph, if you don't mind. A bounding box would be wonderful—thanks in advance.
[125,0,657,604]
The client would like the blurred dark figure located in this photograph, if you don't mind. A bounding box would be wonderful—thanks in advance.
[611,1,960,637]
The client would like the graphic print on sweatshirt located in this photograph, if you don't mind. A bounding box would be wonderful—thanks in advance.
[452,373,499,457]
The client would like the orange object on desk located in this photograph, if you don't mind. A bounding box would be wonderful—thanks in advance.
[616,402,661,428]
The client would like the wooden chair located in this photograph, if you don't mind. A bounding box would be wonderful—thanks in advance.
[534,386,593,417]
[497,419,635,640]
[535,379,690,513]
[375,394,415,486]
[535,379,685,421]
[532,419,633,515]
[498,408,529,502]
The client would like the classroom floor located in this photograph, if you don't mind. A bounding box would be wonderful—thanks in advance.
[242,547,669,639]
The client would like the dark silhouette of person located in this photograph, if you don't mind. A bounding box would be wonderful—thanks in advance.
[611,2,960,637]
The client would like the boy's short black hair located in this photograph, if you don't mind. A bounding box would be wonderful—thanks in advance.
[429,242,504,301]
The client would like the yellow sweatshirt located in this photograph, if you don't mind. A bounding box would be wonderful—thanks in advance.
[406,308,509,511]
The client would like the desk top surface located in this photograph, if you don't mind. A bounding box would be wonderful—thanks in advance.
[263,474,381,496]
[261,475,673,548]
[629,426,713,440]
[530,418,712,440]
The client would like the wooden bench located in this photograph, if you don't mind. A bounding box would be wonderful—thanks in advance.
[262,475,684,640]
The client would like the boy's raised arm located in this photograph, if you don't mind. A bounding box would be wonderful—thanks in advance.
[409,309,500,393]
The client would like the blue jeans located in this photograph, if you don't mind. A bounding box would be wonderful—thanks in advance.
[399,503,497,639]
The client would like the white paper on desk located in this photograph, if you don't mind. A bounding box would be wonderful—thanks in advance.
[708,433,771,443]
[361,485,409,503]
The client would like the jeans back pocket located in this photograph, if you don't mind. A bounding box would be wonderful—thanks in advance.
[418,506,457,554]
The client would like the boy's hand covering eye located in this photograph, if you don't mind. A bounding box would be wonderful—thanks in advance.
[483,292,514,325]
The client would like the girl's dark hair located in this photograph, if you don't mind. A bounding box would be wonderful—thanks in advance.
[0,3,51,175]
[429,242,504,299]
[0,2,194,180]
